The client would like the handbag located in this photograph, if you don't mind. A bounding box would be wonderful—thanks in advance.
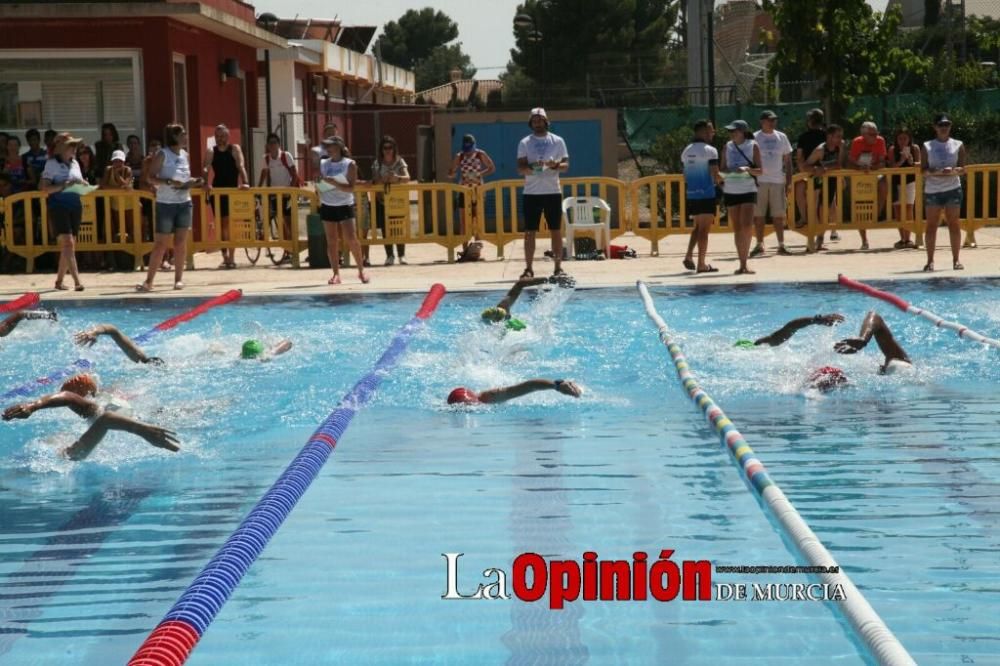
[732,142,759,186]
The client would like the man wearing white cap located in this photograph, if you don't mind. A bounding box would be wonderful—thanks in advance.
[516,107,569,278]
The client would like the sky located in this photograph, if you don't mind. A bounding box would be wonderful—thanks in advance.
[252,0,892,81]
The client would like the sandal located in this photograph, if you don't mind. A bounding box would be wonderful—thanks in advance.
[894,240,906,250]
[135,282,153,292]
[328,274,341,285]
[734,267,756,275]
[923,263,934,272]
[552,267,567,278]
[953,262,964,270]
[682,258,696,271]
[696,265,719,273]
[359,273,371,284]
[54,281,69,291]
[520,267,534,279]
[74,284,85,292]
[174,281,185,290]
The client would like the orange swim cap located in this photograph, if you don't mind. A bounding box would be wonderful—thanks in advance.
[447,387,480,405]
[61,373,98,397]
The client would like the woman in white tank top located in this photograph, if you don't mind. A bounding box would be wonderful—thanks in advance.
[921,114,967,272]
[317,137,368,285]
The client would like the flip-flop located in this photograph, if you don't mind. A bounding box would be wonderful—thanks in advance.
[697,265,719,273]
[328,275,341,285]
[135,282,153,293]
[520,268,534,279]
[74,285,85,292]
[923,263,934,272]
[682,258,696,270]
[54,282,69,291]
[953,262,964,270]
[359,273,371,284]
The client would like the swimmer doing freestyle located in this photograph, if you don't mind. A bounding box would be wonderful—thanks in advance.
[73,323,292,363]
[2,374,178,460]
[734,310,912,390]
[480,274,576,330]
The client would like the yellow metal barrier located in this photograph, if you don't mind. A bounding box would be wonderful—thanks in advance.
[963,165,1000,247]
[189,187,307,269]
[351,182,473,263]
[2,190,153,272]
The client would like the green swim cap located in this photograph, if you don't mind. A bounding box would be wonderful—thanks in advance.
[734,339,755,349]
[505,318,527,331]
[241,339,265,359]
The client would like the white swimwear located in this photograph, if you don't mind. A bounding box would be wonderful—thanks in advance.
[883,359,913,375]
[87,395,134,423]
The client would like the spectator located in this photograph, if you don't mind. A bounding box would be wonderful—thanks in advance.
[516,107,569,279]
[922,113,967,272]
[1,136,29,194]
[41,133,87,291]
[137,123,202,292]
[76,144,99,185]
[21,129,49,189]
[720,119,762,274]
[102,149,133,252]
[447,133,496,262]
[804,124,846,252]
[125,135,144,188]
[369,134,410,266]
[318,136,368,285]
[888,128,920,249]
[0,173,24,246]
[43,129,57,156]
[310,122,339,174]
[257,132,300,253]
[847,121,888,250]
[751,110,793,257]
[202,124,250,269]
[94,122,122,175]
[680,119,722,273]
[795,108,826,228]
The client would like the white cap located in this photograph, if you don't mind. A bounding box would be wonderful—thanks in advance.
[111,149,126,162]
[529,107,548,120]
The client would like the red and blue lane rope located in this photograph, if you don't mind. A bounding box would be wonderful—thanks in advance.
[839,274,1000,349]
[128,283,447,666]
[0,292,40,314]
[0,290,242,401]
[636,281,916,666]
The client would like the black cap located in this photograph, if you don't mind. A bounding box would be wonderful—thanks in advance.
[760,110,778,120]
[725,119,751,132]
[807,108,824,122]
[934,113,952,126]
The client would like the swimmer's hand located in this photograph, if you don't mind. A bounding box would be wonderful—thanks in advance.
[554,380,582,398]
[3,403,35,420]
[73,326,105,347]
[834,337,866,354]
[135,423,180,453]
[813,313,845,326]
[548,274,576,288]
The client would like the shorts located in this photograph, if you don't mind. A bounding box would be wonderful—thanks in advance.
[523,193,563,232]
[155,202,193,235]
[686,198,717,216]
[754,182,788,218]
[453,191,477,218]
[893,181,916,206]
[50,206,82,237]
[267,194,293,217]
[723,192,756,207]
[924,187,962,209]
[210,193,231,218]
[320,204,356,223]
[814,178,839,204]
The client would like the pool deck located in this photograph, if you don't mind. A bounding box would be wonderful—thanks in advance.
[3,227,999,300]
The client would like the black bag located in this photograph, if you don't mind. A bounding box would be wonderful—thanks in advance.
[573,236,602,260]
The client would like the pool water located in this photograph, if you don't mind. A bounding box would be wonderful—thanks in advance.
[0,281,997,665]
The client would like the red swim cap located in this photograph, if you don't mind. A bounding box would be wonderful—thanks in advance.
[447,387,481,405]
[61,373,98,397]
[807,366,847,392]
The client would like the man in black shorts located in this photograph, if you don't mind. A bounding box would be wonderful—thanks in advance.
[516,108,569,279]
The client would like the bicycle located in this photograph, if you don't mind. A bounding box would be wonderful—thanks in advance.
[246,195,291,266]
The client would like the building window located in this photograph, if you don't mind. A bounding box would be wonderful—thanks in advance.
[172,55,188,129]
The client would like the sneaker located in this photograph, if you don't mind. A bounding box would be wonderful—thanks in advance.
[398,257,408,265]
[750,244,765,258]
[777,245,792,256]
[385,256,395,266]
[174,281,185,290]
[830,231,840,241]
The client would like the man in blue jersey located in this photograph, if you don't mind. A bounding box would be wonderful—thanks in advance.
[681,120,722,273]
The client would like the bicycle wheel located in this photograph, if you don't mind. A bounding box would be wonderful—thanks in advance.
[245,205,263,265]
[268,211,289,265]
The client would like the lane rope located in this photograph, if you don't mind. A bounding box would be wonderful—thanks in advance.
[128,284,447,666]
[0,292,41,314]
[636,280,915,666]
[839,274,1000,349]
[1,290,242,401]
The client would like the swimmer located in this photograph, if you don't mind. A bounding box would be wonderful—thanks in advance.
[735,313,845,348]
[1,309,58,344]
[240,338,292,361]
[834,310,913,374]
[480,275,576,330]
[2,373,179,460]
[74,325,291,363]
[447,378,582,405]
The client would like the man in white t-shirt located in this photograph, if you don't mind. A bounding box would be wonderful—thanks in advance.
[517,107,569,278]
[751,110,793,257]
[258,132,300,246]
[310,122,339,175]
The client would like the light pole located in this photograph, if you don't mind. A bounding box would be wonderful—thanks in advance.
[256,12,279,134]
[514,12,545,105]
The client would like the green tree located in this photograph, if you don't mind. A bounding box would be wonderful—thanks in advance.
[506,0,680,100]
[413,43,476,91]
[762,0,925,120]
[375,8,459,70]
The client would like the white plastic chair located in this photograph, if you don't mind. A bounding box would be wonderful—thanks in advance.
[562,196,611,259]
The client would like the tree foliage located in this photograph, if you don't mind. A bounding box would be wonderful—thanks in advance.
[762,0,924,120]
[506,0,680,97]
[414,44,476,92]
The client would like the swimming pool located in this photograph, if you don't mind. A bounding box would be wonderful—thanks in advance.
[0,280,997,664]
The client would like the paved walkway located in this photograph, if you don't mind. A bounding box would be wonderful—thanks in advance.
[2,227,998,301]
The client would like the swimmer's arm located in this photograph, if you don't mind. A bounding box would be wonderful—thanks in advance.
[835,311,910,363]
[261,339,293,361]
[755,313,845,346]
[0,312,26,337]
[74,324,152,364]
[497,277,549,311]
[3,391,99,421]
[479,379,582,404]
[63,412,179,461]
